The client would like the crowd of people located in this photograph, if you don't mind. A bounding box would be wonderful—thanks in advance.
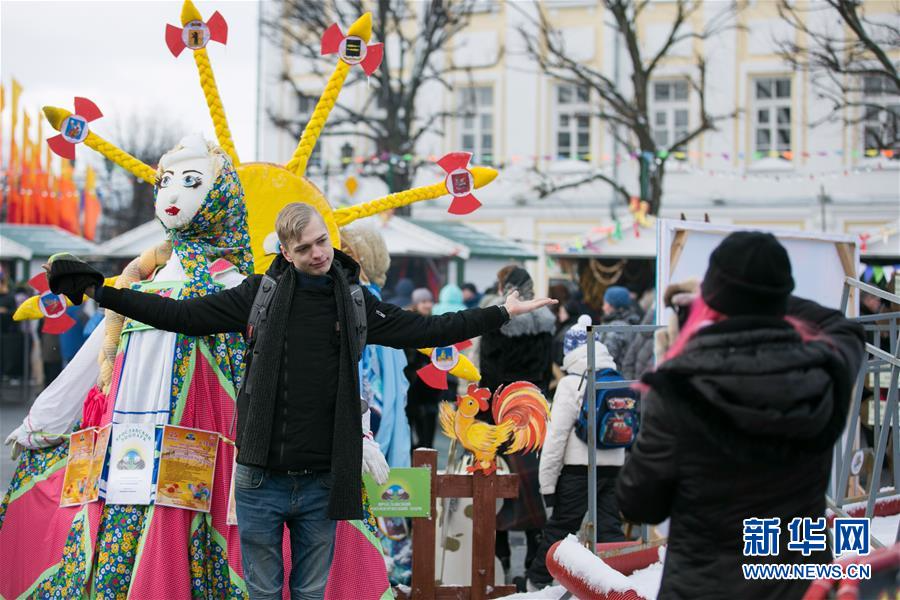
[384,231,872,599]
[386,267,657,591]
[1,222,884,599]
[0,269,99,388]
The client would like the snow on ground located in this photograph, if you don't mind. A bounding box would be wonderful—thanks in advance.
[871,513,900,546]
[625,549,665,600]
[496,585,568,599]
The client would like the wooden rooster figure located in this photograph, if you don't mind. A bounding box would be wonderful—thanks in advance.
[440,382,550,475]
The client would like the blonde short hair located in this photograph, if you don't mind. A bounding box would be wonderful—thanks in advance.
[275,203,325,246]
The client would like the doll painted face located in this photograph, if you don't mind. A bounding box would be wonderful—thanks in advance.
[155,138,215,230]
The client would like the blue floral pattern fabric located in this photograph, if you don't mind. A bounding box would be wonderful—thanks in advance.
[91,505,146,600]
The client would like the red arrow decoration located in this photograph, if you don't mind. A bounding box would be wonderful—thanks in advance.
[165,12,228,58]
[436,152,482,215]
[46,97,103,160]
[28,273,75,335]
[416,340,472,390]
[321,23,384,76]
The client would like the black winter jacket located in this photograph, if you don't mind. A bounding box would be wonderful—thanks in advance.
[621,307,656,380]
[96,250,508,519]
[616,297,865,600]
[479,305,556,395]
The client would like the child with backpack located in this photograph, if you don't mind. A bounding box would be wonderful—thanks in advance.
[526,315,630,591]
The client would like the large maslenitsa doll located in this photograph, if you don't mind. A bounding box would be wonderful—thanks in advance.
[1,135,254,598]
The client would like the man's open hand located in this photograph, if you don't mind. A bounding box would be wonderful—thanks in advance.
[503,290,558,317]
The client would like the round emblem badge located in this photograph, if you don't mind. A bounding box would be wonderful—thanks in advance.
[182,20,210,50]
[339,36,368,65]
[431,345,460,371]
[445,168,474,198]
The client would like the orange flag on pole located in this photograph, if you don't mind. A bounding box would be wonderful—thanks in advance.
[1,83,5,217]
[1,83,5,175]
[43,143,59,227]
[34,112,52,225]
[82,166,101,241]
[20,110,36,224]
[58,158,80,234]
[7,79,22,222]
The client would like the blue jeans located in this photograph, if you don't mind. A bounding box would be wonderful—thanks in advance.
[234,464,337,600]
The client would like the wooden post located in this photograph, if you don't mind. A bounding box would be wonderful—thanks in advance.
[471,470,497,600]
[411,449,438,600]
[401,448,519,600]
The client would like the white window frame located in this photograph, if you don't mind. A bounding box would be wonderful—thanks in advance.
[458,86,495,166]
[861,74,900,160]
[752,76,793,160]
[650,79,691,159]
[554,83,591,162]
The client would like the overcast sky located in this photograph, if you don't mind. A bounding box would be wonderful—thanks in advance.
[1,0,260,168]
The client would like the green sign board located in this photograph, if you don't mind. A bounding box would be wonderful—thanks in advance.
[363,467,431,518]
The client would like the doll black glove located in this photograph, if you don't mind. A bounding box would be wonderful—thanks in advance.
[47,253,104,305]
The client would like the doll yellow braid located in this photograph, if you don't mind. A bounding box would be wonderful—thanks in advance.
[285,61,351,177]
[285,12,373,177]
[333,166,499,227]
[194,48,239,166]
[42,106,156,185]
[334,182,446,227]
[176,0,239,164]
[98,242,172,393]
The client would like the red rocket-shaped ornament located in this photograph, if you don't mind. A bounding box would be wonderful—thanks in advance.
[437,152,482,215]
[165,11,228,57]
[28,273,75,335]
[321,23,384,76]
[46,98,102,160]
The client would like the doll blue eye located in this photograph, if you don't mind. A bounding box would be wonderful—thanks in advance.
[158,174,172,188]
[183,175,202,188]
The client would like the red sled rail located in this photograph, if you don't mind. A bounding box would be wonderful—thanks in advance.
[802,542,900,600]
[545,539,664,600]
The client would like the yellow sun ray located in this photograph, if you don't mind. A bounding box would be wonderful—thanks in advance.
[284,13,373,177]
[334,166,498,227]
[43,106,156,185]
[180,0,240,165]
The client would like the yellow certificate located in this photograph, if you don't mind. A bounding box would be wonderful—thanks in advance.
[155,425,219,512]
[60,428,103,507]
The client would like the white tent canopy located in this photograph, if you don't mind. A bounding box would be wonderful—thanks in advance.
[0,234,34,260]
[98,221,166,258]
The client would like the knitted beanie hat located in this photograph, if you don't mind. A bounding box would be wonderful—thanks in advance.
[563,315,596,356]
[701,231,795,316]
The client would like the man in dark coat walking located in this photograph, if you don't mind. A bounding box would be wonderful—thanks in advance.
[616,232,865,600]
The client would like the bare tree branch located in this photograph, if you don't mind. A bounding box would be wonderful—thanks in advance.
[532,167,632,206]
[777,0,900,152]
[520,0,742,214]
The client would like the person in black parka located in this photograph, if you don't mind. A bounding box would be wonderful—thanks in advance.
[479,266,557,581]
[616,232,866,600]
